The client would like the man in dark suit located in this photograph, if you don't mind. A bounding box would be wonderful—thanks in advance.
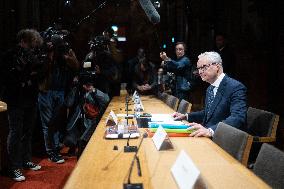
[173,51,247,137]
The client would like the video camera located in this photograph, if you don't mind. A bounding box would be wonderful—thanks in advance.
[41,26,71,55]
[88,35,109,52]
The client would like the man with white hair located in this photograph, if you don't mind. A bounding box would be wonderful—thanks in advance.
[173,51,247,137]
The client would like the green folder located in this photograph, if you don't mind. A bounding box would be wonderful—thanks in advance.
[149,128,194,134]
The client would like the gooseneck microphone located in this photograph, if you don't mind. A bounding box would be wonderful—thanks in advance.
[126,95,129,125]
[123,132,148,189]
[138,0,160,24]
[124,132,138,153]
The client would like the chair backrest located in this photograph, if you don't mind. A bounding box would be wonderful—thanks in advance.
[159,92,169,103]
[253,143,284,188]
[213,122,253,166]
[165,95,179,111]
[247,107,279,139]
[177,99,192,114]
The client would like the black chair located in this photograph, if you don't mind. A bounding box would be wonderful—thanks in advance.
[253,143,284,188]
[213,122,253,166]
[159,92,169,103]
[246,107,279,164]
[247,107,279,143]
[177,99,192,114]
[165,95,179,111]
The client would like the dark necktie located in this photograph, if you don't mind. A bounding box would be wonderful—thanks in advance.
[207,85,215,114]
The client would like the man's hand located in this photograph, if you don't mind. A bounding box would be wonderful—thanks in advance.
[94,65,101,74]
[143,84,151,90]
[137,85,144,91]
[64,49,79,70]
[188,122,212,138]
[160,52,169,61]
[172,112,186,120]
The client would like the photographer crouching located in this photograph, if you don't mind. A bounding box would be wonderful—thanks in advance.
[38,32,79,164]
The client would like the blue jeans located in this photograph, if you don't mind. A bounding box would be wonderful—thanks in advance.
[7,105,37,169]
[38,91,64,154]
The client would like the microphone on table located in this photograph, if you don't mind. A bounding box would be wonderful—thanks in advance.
[124,132,138,153]
[125,94,130,125]
[123,132,148,189]
[138,0,160,25]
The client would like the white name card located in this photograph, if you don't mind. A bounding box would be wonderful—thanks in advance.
[152,125,167,150]
[171,150,200,189]
[106,110,118,126]
[132,90,138,101]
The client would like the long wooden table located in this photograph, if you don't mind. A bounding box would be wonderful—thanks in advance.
[64,95,271,189]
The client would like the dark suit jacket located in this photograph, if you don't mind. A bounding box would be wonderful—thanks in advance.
[187,75,247,131]
[164,56,194,91]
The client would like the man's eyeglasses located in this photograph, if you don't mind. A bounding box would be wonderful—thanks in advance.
[196,62,218,72]
[175,48,184,51]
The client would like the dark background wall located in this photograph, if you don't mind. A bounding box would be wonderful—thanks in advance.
[1,0,284,148]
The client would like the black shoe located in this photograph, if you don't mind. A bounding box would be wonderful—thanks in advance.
[9,169,25,182]
[48,153,65,164]
[55,147,63,158]
[23,161,41,171]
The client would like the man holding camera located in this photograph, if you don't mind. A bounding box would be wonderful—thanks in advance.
[0,29,43,181]
[38,34,79,164]
[160,42,195,101]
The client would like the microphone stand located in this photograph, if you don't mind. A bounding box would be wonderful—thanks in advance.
[123,133,147,189]
[76,0,108,27]
[126,94,129,125]
[124,132,138,153]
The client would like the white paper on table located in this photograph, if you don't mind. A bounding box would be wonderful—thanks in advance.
[171,150,200,189]
[151,114,175,122]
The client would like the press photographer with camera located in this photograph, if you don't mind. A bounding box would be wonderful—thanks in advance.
[0,29,43,181]
[160,42,196,101]
[84,34,120,98]
[38,31,80,164]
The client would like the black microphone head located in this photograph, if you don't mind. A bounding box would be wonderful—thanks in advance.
[138,0,160,24]
[142,132,148,138]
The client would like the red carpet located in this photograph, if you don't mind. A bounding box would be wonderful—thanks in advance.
[0,153,77,189]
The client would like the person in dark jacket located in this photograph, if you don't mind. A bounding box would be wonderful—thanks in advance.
[160,42,195,101]
[0,29,43,181]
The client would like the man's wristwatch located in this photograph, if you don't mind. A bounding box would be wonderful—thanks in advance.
[208,128,214,137]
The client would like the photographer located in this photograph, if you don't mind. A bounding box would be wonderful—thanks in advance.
[0,29,43,181]
[84,35,119,98]
[38,33,79,164]
[160,42,195,101]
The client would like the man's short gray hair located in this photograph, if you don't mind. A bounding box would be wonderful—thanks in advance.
[198,51,223,65]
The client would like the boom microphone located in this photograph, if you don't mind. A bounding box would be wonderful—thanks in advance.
[138,0,160,24]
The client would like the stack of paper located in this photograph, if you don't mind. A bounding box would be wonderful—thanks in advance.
[148,121,193,137]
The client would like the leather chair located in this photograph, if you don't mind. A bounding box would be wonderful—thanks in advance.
[165,95,179,111]
[246,107,279,164]
[159,92,169,103]
[253,143,284,188]
[213,122,253,166]
[247,107,279,143]
[177,99,192,114]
